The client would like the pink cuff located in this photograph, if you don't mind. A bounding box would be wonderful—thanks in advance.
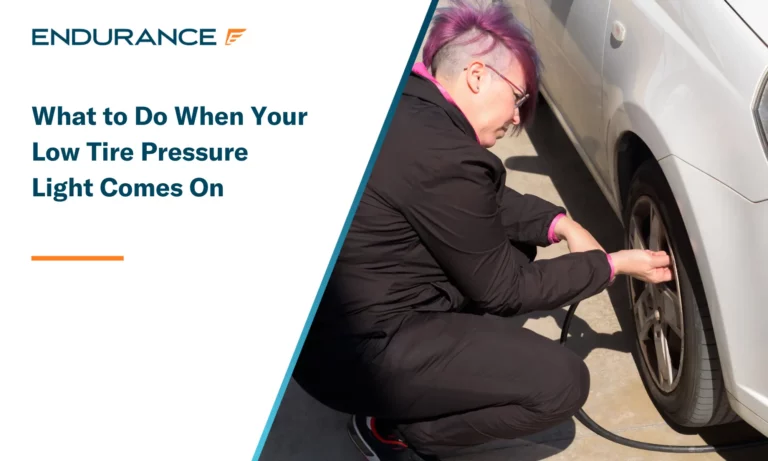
[547,213,566,244]
[606,253,616,284]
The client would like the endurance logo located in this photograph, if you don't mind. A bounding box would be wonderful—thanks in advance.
[224,29,246,46]
[31,28,247,46]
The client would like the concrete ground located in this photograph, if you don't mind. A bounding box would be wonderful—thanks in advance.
[259,95,768,460]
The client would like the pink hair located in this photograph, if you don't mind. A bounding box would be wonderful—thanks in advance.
[422,0,540,130]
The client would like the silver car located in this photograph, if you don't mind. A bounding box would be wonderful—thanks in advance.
[509,0,768,438]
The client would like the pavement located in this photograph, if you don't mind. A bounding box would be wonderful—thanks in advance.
[258,96,768,460]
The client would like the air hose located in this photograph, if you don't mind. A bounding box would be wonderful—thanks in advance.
[560,301,768,453]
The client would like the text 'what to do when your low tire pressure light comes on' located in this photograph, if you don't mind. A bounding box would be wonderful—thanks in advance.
[29,105,309,202]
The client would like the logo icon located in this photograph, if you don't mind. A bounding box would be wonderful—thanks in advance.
[225,28,246,45]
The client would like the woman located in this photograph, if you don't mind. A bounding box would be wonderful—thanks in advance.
[293,1,672,460]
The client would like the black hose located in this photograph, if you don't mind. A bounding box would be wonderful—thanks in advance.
[560,301,768,453]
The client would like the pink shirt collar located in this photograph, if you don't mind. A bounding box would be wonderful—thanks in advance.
[412,62,480,143]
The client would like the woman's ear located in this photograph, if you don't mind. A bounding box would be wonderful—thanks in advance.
[465,61,485,94]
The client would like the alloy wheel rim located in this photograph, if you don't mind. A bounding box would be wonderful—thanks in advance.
[628,196,685,393]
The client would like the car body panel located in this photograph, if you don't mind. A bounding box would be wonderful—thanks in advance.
[505,0,533,30]
[728,392,768,440]
[726,0,768,47]
[602,0,768,204]
[527,0,612,173]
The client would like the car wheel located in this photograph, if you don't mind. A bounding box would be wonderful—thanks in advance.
[623,160,739,428]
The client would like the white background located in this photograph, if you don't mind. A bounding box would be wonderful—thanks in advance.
[0,1,433,460]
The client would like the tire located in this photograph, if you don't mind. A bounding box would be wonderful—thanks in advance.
[622,160,738,428]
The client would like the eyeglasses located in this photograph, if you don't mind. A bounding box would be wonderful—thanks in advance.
[464,63,530,108]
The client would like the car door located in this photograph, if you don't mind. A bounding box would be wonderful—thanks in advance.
[504,0,534,31]
[526,0,613,179]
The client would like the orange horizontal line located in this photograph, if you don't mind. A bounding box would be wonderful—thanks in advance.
[31,256,124,261]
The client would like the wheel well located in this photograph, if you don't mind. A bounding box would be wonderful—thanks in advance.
[617,132,656,210]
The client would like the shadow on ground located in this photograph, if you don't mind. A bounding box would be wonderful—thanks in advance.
[260,378,577,461]
[513,95,768,461]
[259,379,360,461]
[442,419,577,461]
[504,96,635,360]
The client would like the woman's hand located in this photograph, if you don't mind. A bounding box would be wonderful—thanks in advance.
[554,216,605,253]
[610,249,673,284]
[554,217,672,284]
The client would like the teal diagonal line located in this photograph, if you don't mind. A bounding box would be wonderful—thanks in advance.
[250,2,439,459]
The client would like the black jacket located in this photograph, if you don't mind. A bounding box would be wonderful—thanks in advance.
[311,72,612,339]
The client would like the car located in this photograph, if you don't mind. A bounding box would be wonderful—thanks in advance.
[505,0,768,437]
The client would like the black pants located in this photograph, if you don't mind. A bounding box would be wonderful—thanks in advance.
[293,244,590,458]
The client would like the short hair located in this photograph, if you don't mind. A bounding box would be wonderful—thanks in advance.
[422,0,540,132]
